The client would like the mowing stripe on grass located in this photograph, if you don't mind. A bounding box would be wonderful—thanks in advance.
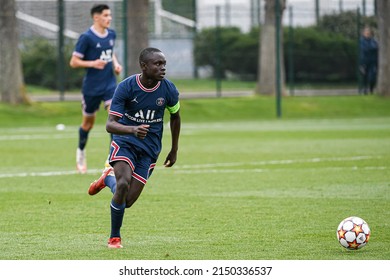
[0,156,382,178]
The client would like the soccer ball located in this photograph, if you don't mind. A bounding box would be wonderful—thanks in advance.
[337,216,371,250]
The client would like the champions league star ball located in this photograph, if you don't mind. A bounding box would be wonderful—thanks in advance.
[337,216,371,250]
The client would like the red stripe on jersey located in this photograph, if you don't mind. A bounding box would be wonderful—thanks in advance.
[136,74,161,92]
[109,110,123,117]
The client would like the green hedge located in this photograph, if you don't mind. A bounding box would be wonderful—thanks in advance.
[194,11,377,84]
[21,38,83,90]
[284,27,357,83]
[194,26,359,83]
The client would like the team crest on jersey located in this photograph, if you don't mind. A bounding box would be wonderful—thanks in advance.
[109,39,114,46]
[156,98,165,106]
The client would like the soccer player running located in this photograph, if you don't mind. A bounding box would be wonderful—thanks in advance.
[88,48,181,248]
[70,4,122,174]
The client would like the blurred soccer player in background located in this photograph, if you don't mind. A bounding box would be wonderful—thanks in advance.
[88,47,181,248]
[70,4,122,173]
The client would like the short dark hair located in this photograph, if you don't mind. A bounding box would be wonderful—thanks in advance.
[90,4,110,17]
[139,47,163,64]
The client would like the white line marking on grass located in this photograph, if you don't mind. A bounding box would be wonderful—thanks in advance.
[0,133,108,141]
[175,156,381,169]
[0,134,75,141]
[173,169,266,174]
[0,156,384,178]
[0,169,103,178]
[0,131,192,141]
[173,166,387,174]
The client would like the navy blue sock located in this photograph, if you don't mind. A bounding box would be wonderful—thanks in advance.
[105,175,117,194]
[78,127,89,150]
[110,200,126,238]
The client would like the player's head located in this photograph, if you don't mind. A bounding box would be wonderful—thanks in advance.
[139,48,166,81]
[90,4,112,29]
[362,26,373,38]
[139,48,163,65]
[90,4,110,16]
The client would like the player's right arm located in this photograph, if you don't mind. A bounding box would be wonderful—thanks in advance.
[106,114,149,139]
[69,55,107,70]
[107,80,149,139]
[69,33,107,70]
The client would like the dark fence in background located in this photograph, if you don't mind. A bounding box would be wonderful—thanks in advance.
[15,0,377,97]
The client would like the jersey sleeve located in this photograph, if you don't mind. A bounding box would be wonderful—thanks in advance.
[109,81,127,118]
[73,33,89,59]
[110,29,117,42]
[165,81,180,114]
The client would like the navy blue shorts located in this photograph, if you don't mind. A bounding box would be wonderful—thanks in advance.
[82,88,115,116]
[109,140,157,185]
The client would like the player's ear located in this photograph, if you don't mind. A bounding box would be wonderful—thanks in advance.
[140,61,147,70]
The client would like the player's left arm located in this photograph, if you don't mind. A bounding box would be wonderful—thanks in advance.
[112,53,122,75]
[164,109,181,167]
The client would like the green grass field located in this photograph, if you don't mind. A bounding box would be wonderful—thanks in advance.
[0,95,389,260]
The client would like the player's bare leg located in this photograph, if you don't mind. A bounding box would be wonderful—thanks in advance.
[125,178,145,208]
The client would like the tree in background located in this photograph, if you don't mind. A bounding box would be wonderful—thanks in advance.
[257,0,286,96]
[0,0,28,104]
[126,0,149,75]
[376,0,390,97]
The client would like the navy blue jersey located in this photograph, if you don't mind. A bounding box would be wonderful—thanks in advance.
[73,26,117,95]
[109,74,180,158]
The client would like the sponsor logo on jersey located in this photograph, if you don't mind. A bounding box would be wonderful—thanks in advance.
[125,111,162,124]
[100,49,113,62]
